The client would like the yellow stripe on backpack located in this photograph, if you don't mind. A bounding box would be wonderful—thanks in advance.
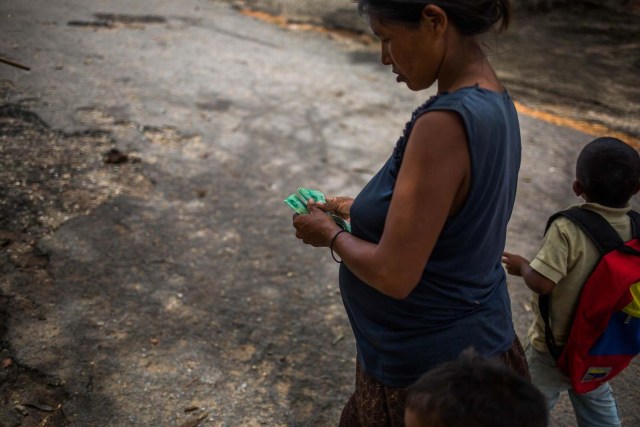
[622,281,640,318]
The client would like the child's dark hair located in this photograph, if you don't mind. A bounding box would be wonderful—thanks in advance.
[576,137,640,208]
[355,0,511,35]
[405,349,548,427]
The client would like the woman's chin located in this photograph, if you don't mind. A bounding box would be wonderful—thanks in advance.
[396,76,418,91]
[401,80,417,91]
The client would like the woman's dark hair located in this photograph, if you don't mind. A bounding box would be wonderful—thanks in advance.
[356,0,511,35]
[406,349,548,427]
[576,137,640,208]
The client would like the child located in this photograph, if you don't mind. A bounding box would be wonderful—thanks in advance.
[404,349,548,427]
[503,137,640,427]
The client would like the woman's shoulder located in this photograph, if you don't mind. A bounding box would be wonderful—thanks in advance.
[409,87,500,130]
[418,86,516,128]
[430,85,510,108]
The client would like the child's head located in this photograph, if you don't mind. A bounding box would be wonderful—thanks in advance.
[404,349,548,427]
[575,137,640,208]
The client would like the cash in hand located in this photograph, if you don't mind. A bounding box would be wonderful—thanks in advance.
[284,187,351,233]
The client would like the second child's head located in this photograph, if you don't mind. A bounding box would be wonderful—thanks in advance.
[575,137,640,208]
[404,349,547,427]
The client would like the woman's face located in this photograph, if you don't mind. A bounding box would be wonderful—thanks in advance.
[369,15,444,91]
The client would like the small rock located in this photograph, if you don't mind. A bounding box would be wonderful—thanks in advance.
[104,148,128,164]
[15,404,28,416]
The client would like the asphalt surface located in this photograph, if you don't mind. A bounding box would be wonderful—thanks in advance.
[0,1,638,426]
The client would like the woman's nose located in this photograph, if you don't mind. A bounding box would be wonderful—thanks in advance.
[380,46,391,65]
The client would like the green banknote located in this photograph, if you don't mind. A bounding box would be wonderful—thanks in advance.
[329,212,352,233]
[283,186,324,214]
[298,187,326,204]
[283,193,309,214]
[284,187,351,232]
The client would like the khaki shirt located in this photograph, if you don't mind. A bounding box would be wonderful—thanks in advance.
[528,202,633,353]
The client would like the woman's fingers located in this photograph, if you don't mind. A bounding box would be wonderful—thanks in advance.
[324,197,340,211]
[324,197,352,219]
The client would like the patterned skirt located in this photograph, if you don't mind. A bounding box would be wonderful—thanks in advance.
[338,336,530,427]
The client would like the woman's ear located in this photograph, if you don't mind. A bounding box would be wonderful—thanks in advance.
[421,4,448,35]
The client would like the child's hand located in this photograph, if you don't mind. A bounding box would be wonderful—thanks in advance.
[502,252,530,277]
[503,252,556,295]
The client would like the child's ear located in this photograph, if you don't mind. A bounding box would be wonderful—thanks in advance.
[573,180,584,197]
[633,182,640,196]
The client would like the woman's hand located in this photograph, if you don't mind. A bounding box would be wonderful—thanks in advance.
[292,200,342,247]
[322,196,353,220]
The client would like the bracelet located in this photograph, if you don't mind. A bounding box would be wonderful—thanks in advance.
[330,229,347,264]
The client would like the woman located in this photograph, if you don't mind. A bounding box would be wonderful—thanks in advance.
[292,1,527,425]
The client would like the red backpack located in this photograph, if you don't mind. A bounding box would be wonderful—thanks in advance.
[539,207,640,393]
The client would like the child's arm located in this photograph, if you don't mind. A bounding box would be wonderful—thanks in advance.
[502,252,556,295]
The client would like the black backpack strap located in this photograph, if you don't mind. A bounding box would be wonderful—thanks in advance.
[628,210,640,239]
[555,207,623,255]
[539,209,580,360]
[538,293,564,361]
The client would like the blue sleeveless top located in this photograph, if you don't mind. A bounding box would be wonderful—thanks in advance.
[339,86,521,387]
